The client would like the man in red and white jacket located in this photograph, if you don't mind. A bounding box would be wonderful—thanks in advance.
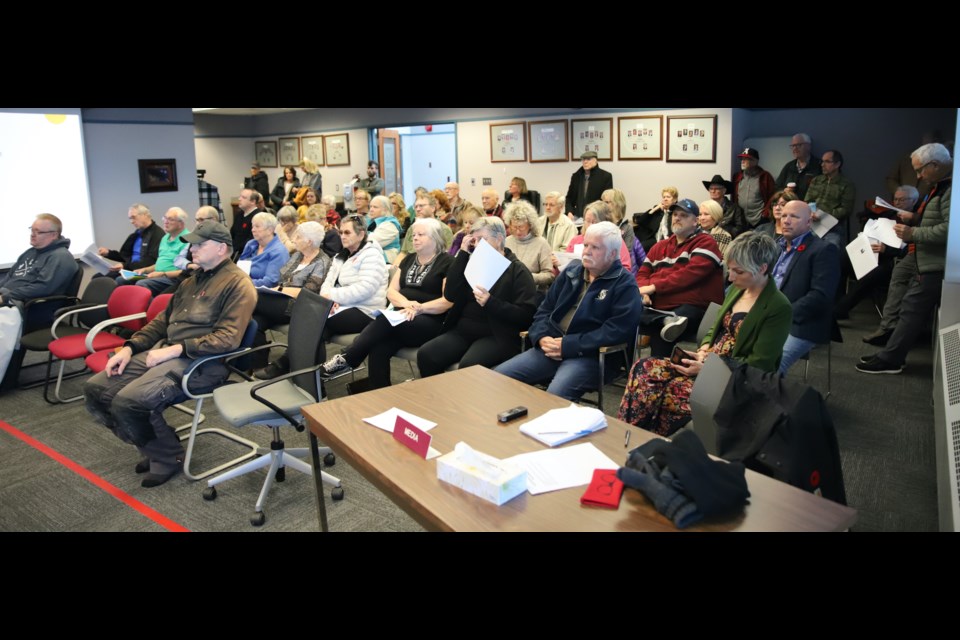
[635,198,724,357]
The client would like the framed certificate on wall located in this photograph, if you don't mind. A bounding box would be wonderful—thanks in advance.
[528,120,568,162]
[666,115,717,162]
[301,135,325,166]
[279,137,301,167]
[570,118,613,161]
[490,122,527,162]
[254,141,277,168]
[323,133,351,166]
[618,116,662,160]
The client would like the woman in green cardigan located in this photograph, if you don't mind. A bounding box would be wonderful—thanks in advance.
[618,232,792,436]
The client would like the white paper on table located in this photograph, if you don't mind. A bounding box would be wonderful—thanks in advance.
[425,447,441,460]
[362,407,437,434]
[237,259,252,275]
[464,238,510,291]
[518,403,607,447]
[554,251,579,272]
[573,243,584,258]
[504,443,618,495]
[79,244,122,275]
[845,233,879,280]
[875,196,914,217]
[811,212,839,238]
[864,217,906,249]
[373,307,409,327]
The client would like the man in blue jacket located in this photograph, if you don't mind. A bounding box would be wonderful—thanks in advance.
[494,221,643,401]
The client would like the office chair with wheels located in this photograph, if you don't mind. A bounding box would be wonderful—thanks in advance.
[43,284,152,403]
[175,319,262,481]
[199,288,344,528]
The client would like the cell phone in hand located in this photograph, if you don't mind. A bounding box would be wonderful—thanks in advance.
[670,345,696,365]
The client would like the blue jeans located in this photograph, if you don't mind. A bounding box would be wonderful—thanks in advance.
[494,347,608,402]
[779,334,817,375]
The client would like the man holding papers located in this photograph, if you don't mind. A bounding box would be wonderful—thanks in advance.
[494,221,643,401]
[858,143,951,374]
[773,200,839,374]
[97,204,165,276]
[804,149,856,252]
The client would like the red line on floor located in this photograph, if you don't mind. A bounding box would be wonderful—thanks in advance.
[0,420,190,532]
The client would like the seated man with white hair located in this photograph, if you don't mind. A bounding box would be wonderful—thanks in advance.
[494,221,643,402]
[124,207,191,295]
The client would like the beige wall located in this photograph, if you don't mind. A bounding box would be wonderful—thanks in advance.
[455,108,734,215]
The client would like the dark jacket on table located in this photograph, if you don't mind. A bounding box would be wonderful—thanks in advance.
[564,165,613,219]
[442,246,537,351]
[778,233,839,344]
[701,276,792,372]
[269,177,301,211]
[103,221,166,271]
[528,258,643,360]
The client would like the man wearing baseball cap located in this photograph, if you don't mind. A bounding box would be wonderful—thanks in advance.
[733,147,775,229]
[635,198,724,357]
[564,150,614,220]
[83,221,257,488]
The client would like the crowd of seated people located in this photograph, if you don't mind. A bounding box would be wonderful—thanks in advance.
[48,135,950,450]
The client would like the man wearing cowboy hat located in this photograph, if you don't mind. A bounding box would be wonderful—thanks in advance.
[564,150,614,220]
[733,147,776,229]
[703,174,749,238]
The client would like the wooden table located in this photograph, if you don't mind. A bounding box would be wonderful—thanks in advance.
[303,366,857,532]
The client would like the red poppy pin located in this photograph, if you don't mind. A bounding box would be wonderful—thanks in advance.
[796,244,806,252]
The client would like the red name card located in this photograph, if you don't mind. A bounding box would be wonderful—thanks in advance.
[393,415,432,459]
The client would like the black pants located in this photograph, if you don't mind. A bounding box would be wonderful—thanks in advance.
[417,323,519,378]
[344,313,444,388]
[251,294,293,368]
[324,307,375,341]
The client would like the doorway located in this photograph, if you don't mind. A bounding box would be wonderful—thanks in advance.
[372,124,457,205]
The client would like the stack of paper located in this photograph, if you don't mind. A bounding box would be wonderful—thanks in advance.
[464,238,510,291]
[518,403,607,447]
[373,308,409,327]
[78,244,121,275]
[864,218,905,249]
[505,443,618,495]
[554,251,580,272]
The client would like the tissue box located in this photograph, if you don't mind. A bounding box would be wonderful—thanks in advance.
[437,448,527,506]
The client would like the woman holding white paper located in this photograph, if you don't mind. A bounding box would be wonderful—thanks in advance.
[417,216,538,378]
[320,218,455,389]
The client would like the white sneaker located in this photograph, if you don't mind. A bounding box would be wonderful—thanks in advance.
[660,315,689,343]
[321,354,351,377]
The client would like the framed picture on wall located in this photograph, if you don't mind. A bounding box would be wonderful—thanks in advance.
[618,116,663,160]
[137,159,178,193]
[279,137,300,167]
[570,118,613,161]
[666,115,717,162]
[528,120,568,162]
[490,122,527,162]
[301,135,324,166]
[255,140,278,168]
[323,133,351,166]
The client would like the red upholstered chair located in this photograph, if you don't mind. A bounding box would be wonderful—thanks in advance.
[84,293,173,375]
[44,285,153,404]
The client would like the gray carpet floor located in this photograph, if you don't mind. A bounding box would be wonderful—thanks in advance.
[0,296,940,532]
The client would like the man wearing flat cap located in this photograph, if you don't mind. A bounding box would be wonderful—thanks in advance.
[84,222,257,488]
[703,174,749,238]
[733,147,776,229]
[565,150,614,220]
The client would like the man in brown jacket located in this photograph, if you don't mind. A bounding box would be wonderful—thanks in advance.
[84,222,256,487]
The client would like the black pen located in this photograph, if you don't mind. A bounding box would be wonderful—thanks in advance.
[624,429,631,448]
